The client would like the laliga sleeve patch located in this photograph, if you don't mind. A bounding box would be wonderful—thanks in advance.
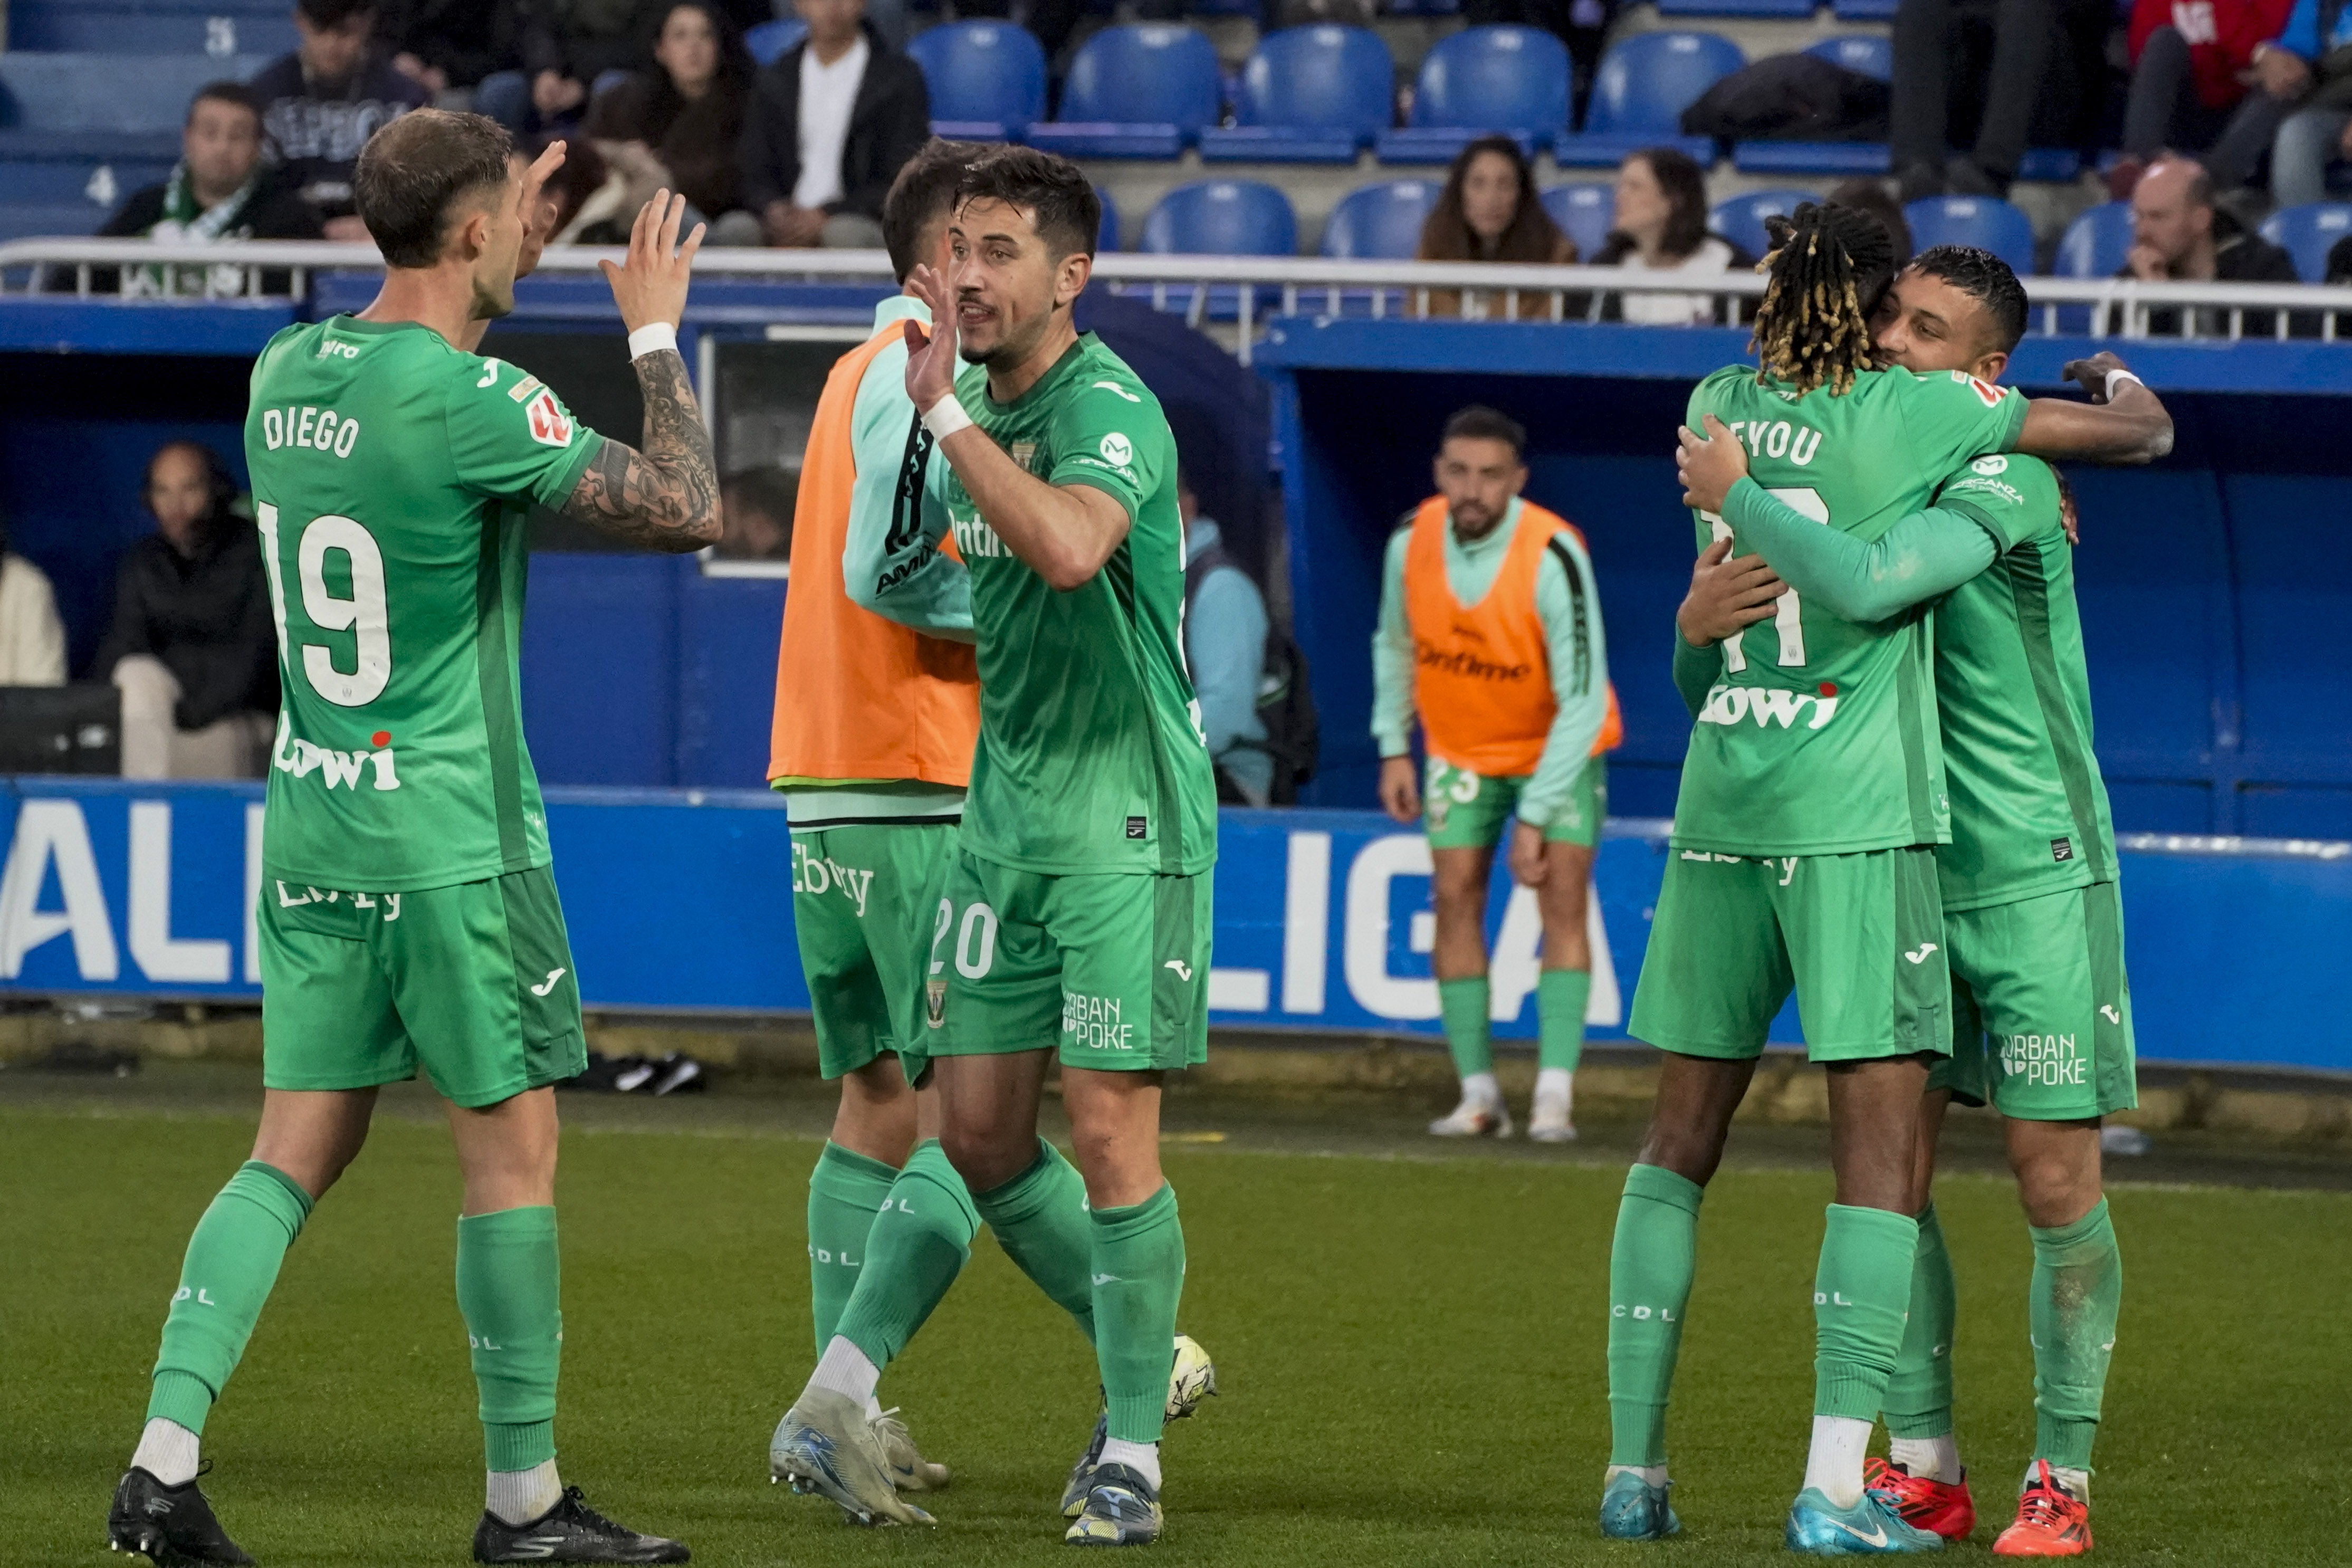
[1949,368,2005,407]
[526,388,574,447]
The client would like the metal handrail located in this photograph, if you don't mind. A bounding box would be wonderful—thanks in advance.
[7,238,2350,360]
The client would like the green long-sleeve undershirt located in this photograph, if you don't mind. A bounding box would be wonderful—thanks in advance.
[1371,497,1611,829]
[1719,475,2001,624]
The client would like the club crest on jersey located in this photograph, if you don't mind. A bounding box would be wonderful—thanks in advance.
[1696,682,1839,730]
[525,389,573,447]
[925,978,947,1029]
[1950,368,2005,406]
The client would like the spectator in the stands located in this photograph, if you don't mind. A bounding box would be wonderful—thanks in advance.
[2251,0,2352,209]
[92,83,323,298]
[1416,136,1575,319]
[1180,472,1273,807]
[0,509,66,689]
[732,0,929,248]
[380,0,521,97]
[509,133,628,242]
[92,443,279,780]
[584,1,752,230]
[2122,155,2306,337]
[717,469,797,560]
[483,0,659,135]
[250,0,431,240]
[1828,177,1913,264]
[2112,0,2294,199]
[1587,147,1746,324]
[1890,0,2110,199]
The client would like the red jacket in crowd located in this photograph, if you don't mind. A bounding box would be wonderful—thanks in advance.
[2130,0,2299,108]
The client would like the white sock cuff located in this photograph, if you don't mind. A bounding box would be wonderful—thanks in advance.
[131,1418,200,1487]
[486,1457,563,1525]
[1605,1464,1669,1488]
[1536,1066,1573,1098]
[1889,1433,1963,1486]
[1098,1437,1162,1490]
[809,1335,882,1409]
[1461,1072,1502,1105]
[1802,1415,1873,1511]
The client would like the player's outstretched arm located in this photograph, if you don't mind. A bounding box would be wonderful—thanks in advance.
[901,264,1130,590]
[2017,352,2173,465]
[563,192,720,552]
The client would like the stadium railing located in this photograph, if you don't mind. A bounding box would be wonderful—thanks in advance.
[6,239,2352,365]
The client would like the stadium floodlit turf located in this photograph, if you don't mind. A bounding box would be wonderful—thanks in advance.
[6,1075,2347,1567]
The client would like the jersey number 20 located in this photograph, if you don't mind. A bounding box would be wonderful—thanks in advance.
[257,503,391,707]
[1703,487,1828,672]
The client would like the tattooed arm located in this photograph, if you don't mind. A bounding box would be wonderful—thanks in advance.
[560,190,720,550]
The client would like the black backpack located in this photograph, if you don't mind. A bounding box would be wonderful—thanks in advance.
[1182,541,1319,806]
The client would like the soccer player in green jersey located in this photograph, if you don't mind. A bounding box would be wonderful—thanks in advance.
[1678,247,2140,1558]
[1600,202,2171,1554]
[107,111,718,1567]
[776,145,1216,1548]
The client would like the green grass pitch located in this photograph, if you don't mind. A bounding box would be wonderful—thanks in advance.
[5,1091,2347,1567]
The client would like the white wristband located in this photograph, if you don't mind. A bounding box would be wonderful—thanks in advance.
[2104,368,2144,403]
[922,394,974,440]
[627,322,677,361]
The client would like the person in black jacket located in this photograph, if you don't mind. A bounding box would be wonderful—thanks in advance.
[729,0,928,247]
[517,0,663,129]
[87,83,323,297]
[248,0,432,238]
[381,0,522,94]
[92,442,280,780]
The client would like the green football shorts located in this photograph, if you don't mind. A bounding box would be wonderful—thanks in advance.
[1424,756,1607,851]
[1628,845,1951,1063]
[791,820,960,1081]
[1932,880,2138,1120]
[923,850,1212,1073]
[259,865,586,1108]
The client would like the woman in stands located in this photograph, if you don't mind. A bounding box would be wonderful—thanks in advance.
[1588,147,1749,326]
[581,1,754,234]
[1417,133,1576,318]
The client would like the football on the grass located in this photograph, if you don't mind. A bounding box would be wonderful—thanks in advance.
[1167,1332,1218,1420]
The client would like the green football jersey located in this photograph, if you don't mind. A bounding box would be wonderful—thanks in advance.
[1674,363,2026,856]
[928,333,1216,876]
[245,315,603,892]
[1928,452,2118,911]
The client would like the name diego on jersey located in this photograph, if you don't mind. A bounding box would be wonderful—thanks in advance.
[258,404,361,459]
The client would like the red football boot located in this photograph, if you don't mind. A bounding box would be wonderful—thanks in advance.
[1992,1460,2093,1557]
[1863,1455,1977,1541]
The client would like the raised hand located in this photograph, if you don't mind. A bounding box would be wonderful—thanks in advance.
[2060,350,2131,403]
[1678,536,1786,648]
[598,189,705,337]
[1676,413,1751,514]
[515,139,567,282]
[901,262,961,415]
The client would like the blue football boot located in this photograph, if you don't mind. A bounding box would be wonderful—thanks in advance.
[1785,1486,1945,1554]
[1599,1469,1681,1540]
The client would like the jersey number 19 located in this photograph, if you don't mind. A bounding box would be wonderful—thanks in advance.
[257,502,391,707]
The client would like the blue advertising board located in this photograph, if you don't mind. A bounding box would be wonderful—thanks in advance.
[2,779,2346,1071]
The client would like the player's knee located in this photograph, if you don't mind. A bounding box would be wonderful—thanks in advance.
[2008,1127,2101,1226]
[938,1120,1030,1196]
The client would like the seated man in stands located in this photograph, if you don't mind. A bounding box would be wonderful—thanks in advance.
[91,442,279,779]
[95,83,323,297]
[249,0,431,240]
[2120,155,2307,336]
[732,0,929,248]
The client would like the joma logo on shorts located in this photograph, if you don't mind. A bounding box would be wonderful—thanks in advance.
[2000,1032,2087,1085]
[1696,683,1839,730]
[272,719,399,790]
[792,843,874,917]
[1063,991,1134,1051]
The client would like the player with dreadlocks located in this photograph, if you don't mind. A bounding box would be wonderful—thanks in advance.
[1597,203,2173,1554]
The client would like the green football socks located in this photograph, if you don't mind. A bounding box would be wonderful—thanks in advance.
[970,1137,1098,1344]
[1092,1184,1186,1445]
[2029,1198,2122,1473]
[1437,976,1493,1079]
[456,1206,563,1473]
[1882,1202,1958,1442]
[835,1139,981,1370]
[146,1160,314,1434]
[1537,968,1590,1073]
[806,1141,899,1354]
[1813,1203,1920,1422]
[1606,1163,1703,1467]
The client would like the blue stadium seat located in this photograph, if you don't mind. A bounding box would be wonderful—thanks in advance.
[1096,184,1121,251]
[1804,34,1892,79]
[745,19,807,67]
[906,20,1045,141]
[0,132,177,208]
[2015,148,2081,182]
[1734,142,1889,176]
[1905,195,2036,274]
[1709,188,1813,259]
[1541,183,1614,260]
[6,0,297,55]
[1201,25,1394,163]
[1321,178,1438,259]
[1376,26,1567,163]
[1555,31,1741,168]
[1657,0,1815,16]
[1027,25,1224,159]
[1141,179,1298,255]
[2054,200,2134,279]
[1830,0,1898,17]
[0,201,107,241]
[2259,201,2352,282]
[0,53,274,133]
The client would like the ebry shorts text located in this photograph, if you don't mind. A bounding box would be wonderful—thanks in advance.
[922,850,1212,1074]
[259,865,585,1108]
[1628,845,1950,1062]
[790,820,960,1081]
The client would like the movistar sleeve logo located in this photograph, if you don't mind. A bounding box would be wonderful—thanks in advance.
[1696,682,1839,730]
